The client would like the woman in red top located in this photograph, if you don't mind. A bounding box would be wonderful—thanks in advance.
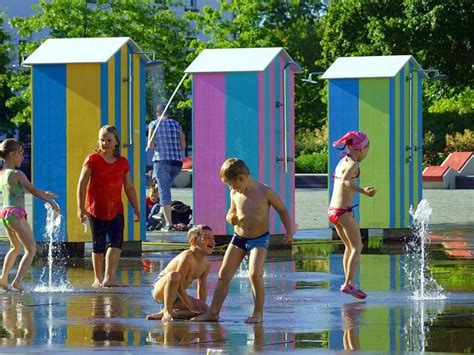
[77,125,139,288]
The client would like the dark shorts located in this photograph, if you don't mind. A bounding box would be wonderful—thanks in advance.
[230,231,270,252]
[88,214,124,254]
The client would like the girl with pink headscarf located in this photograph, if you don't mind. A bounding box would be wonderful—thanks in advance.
[328,131,377,299]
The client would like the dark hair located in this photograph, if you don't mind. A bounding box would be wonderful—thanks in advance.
[0,138,24,161]
[95,125,120,157]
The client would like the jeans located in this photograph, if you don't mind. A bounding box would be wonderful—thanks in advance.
[146,203,161,228]
[152,160,182,205]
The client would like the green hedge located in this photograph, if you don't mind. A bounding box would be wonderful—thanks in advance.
[295,152,328,173]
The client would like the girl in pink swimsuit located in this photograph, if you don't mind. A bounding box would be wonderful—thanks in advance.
[0,139,60,292]
[328,131,377,299]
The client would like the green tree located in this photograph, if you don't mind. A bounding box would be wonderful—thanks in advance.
[185,0,328,130]
[319,0,473,164]
[0,12,15,137]
[9,0,194,129]
[319,0,473,91]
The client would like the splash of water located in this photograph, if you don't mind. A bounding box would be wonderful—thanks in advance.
[33,202,72,293]
[404,199,445,300]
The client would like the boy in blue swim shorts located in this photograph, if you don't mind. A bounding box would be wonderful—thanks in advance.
[146,224,215,322]
[193,158,294,324]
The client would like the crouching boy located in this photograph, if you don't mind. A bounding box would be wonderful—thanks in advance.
[146,224,215,322]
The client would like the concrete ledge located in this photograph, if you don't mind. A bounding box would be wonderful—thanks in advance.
[36,242,85,260]
[122,241,142,257]
[456,175,474,189]
[295,174,328,188]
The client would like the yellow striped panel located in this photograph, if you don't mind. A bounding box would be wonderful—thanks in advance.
[120,45,129,241]
[66,64,101,242]
[133,53,141,241]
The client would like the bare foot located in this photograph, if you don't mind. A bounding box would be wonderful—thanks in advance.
[244,314,263,324]
[161,311,176,323]
[146,311,164,320]
[91,279,102,288]
[11,282,25,293]
[102,279,129,287]
[0,279,12,291]
[191,311,220,322]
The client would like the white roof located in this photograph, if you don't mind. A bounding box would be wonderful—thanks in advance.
[321,55,426,79]
[22,37,149,65]
[185,47,301,73]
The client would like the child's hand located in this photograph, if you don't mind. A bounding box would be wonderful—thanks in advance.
[283,233,294,245]
[77,208,87,223]
[49,199,60,213]
[226,212,238,225]
[45,191,59,198]
[363,186,377,197]
[133,209,140,222]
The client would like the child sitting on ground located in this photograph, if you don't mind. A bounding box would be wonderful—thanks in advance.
[146,224,215,322]
[146,184,161,230]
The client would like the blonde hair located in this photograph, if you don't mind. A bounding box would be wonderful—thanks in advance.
[220,158,249,181]
[149,184,158,197]
[188,224,212,245]
[0,138,24,161]
[95,125,120,157]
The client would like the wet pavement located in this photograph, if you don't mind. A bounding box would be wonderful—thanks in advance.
[1,188,474,353]
[1,222,474,353]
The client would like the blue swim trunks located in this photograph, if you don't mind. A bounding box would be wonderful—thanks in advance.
[230,231,270,251]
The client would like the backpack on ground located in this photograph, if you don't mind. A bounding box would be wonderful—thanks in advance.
[171,201,192,225]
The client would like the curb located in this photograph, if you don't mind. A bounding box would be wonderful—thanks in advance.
[295,174,328,188]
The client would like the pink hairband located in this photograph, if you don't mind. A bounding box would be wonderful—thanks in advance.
[332,131,368,149]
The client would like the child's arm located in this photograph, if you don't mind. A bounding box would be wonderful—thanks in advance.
[175,253,200,313]
[77,166,92,222]
[340,162,377,196]
[197,263,210,302]
[123,172,140,222]
[14,170,60,212]
[267,188,294,244]
[225,192,238,225]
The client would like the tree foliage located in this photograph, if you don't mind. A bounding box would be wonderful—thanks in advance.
[185,0,328,130]
[0,0,471,166]
[319,0,473,165]
[0,12,15,137]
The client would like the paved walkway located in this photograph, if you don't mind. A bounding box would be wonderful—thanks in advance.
[1,188,473,238]
[173,188,474,229]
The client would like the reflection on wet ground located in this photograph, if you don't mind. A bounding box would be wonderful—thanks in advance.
[1,224,473,353]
